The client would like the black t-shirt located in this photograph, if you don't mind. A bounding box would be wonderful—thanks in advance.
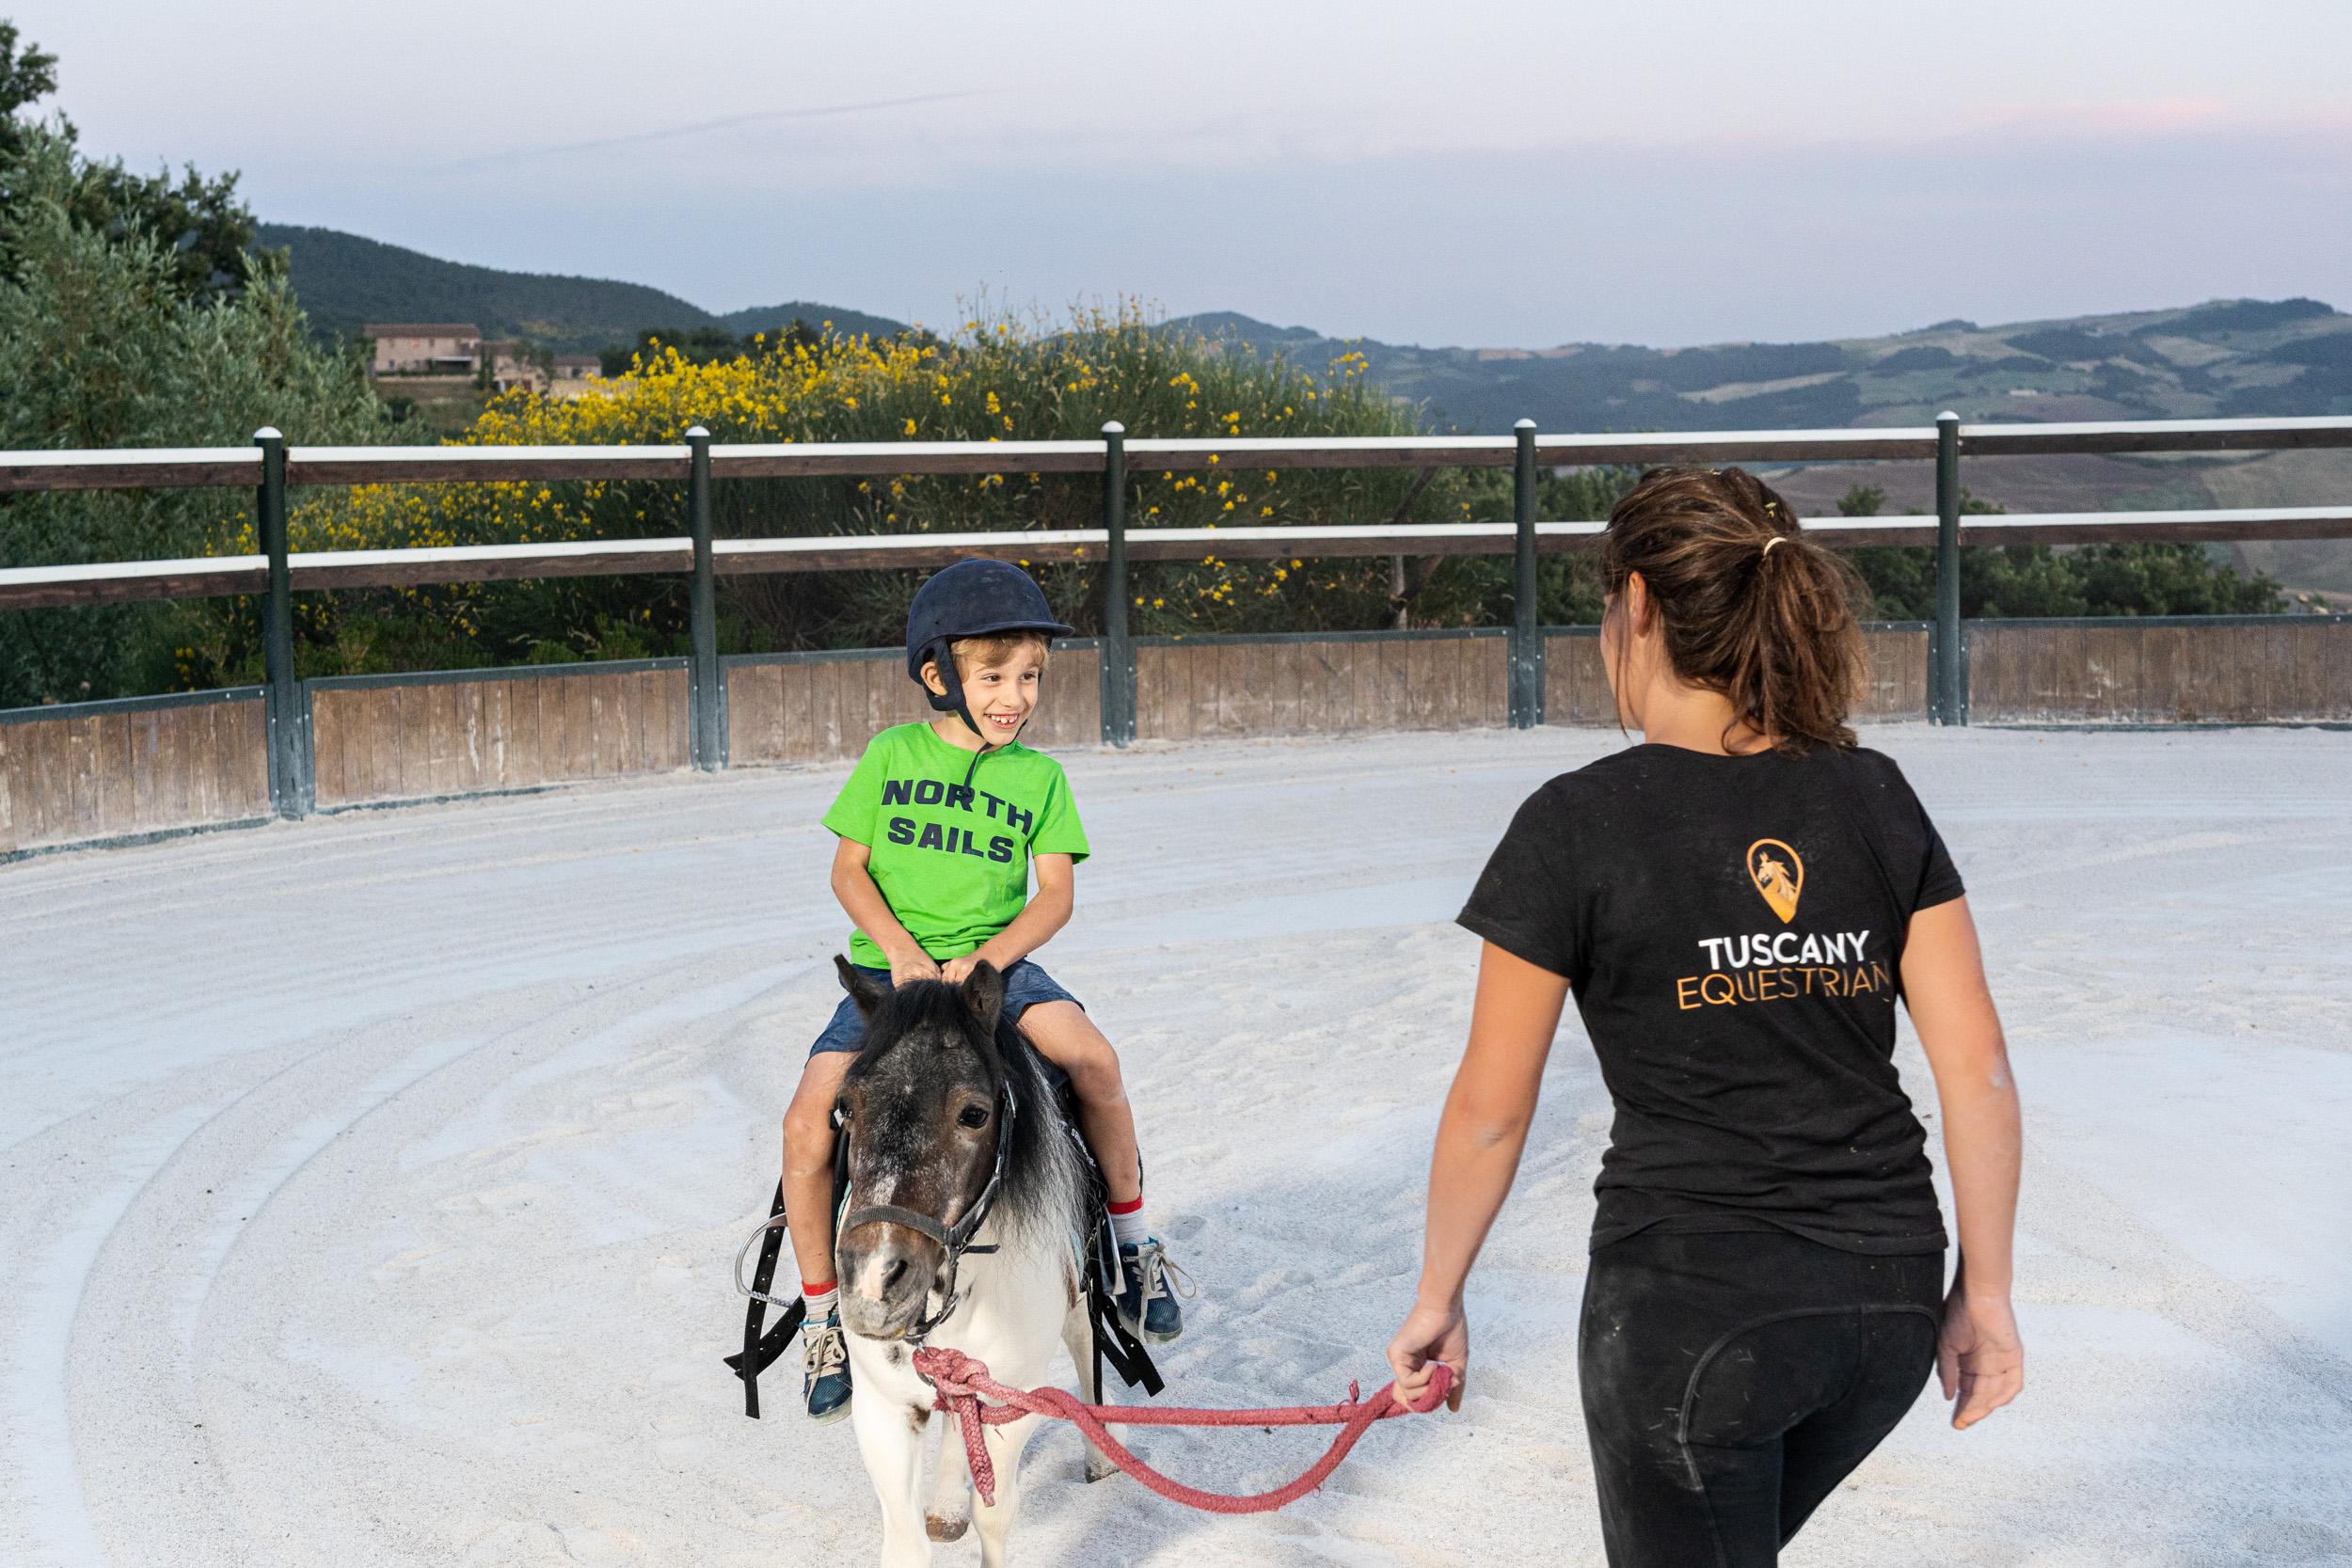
[1457,742,1963,1255]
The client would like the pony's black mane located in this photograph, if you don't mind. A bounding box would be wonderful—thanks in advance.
[843,979,1089,1245]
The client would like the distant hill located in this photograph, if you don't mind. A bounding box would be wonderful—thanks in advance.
[1161,300,2352,596]
[255,225,909,354]
[1162,296,2352,434]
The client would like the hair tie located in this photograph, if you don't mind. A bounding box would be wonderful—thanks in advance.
[1761,535,1787,559]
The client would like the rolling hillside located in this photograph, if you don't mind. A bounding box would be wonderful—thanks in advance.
[1166,300,2352,595]
[255,225,907,353]
[1166,296,2352,434]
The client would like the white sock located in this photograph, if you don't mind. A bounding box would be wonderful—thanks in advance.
[803,1282,839,1321]
[1108,1199,1151,1248]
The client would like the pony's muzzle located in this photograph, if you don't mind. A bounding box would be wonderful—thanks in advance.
[837,1229,948,1339]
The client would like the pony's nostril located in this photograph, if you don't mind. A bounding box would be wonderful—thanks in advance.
[881,1257,909,1295]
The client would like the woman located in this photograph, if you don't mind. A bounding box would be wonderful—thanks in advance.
[1387,467,2024,1567]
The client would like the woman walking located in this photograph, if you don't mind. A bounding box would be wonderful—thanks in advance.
[1387,467,2024,1566]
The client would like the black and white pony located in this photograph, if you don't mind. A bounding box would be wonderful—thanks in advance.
[829,958,1115,1566]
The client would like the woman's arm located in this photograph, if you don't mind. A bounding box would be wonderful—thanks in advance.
[829,837,938,985]
[1900,895,2026,1430]
[1386,940,1569,1410]
[942,853,1074,982]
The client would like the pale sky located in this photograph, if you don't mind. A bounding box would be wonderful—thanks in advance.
[19,0,2352,345]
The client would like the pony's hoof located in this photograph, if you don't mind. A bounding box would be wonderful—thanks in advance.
[927,1514,969,1542]
[1084,1459,1119,1485]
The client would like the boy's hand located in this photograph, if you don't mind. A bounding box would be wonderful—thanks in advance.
[940,953,995,986]
[885,947,941,987]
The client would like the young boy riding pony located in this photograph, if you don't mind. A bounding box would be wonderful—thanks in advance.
[779,559,1186,1422]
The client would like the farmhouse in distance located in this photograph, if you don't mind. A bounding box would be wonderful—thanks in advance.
[365,322,599,396]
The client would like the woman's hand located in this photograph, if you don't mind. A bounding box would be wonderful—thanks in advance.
[1385,1300,1468,1414]
[1939,1284,2024,1429]
[885,946,941,988]
[939,953,987,986]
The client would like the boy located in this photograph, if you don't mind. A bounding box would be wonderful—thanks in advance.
[779,559,1184,1423]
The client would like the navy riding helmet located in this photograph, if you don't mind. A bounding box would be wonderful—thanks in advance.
[905,560,1074,737]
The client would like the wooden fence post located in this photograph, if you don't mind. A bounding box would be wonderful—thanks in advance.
[255,426,310,816]
[686,424,723,768]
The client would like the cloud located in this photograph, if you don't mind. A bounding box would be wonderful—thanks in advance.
[432,90,1001,173]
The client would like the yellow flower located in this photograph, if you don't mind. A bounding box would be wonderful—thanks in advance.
[903,419,918,436]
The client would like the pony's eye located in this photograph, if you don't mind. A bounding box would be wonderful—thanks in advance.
[957,1103,991,1130]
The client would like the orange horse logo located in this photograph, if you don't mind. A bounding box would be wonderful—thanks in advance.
[1747,839,1804,924]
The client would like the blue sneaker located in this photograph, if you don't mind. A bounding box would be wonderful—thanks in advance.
[803,1307,852,1424]
[1115,1239,1191,1344]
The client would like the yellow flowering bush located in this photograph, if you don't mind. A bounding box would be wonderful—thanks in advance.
[192,304,1562,678]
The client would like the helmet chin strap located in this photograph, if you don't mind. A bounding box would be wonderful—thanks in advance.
[924,650,988,741]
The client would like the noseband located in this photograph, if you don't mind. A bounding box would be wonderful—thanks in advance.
[838,1069,1019,1342]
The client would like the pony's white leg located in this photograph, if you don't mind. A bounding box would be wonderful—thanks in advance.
[849,1380,930,1568]
[970,1412,1041,1568]
[924,1407,972,1543]
[1061,1301,1119,1484]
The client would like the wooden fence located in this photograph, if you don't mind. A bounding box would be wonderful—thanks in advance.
[1132,630,1509,740]
[1966,616,2351,725]
[1542,626,1936,726]
[13,614,2346,857]
[309,660,691,809]
[0,689,269,850]
[8,415,2352,856]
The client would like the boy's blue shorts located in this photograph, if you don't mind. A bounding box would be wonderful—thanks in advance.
[809,959,1080,1056]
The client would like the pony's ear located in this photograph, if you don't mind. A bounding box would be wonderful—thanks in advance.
[960,960,1005,1036]
[834,955,890,1017]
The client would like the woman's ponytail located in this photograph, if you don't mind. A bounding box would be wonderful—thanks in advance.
[1600,467,1868,752]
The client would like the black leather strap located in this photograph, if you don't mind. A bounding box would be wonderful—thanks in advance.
[840,1202,953,1247]
[723,1181,802,1418]
[1089,1277,1165,1395]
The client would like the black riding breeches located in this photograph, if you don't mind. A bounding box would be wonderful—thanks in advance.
[1578,1228,1945,1568]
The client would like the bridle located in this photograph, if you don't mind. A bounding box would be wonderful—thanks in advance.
[835,1066,1019,1343]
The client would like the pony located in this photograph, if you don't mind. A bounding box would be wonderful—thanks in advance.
[829,957,1116,1567]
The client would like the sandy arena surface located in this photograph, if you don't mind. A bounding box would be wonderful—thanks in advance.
[4,724,2349,1568]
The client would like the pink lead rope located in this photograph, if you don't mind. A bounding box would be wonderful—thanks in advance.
[910,1345,1454,1514]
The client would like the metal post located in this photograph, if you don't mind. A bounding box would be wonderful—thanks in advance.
[1100,420,1134,747]
[254,426,309,817]
[686,425,723,769]
[1509,419,1543,728]
[1933,410,1963,725]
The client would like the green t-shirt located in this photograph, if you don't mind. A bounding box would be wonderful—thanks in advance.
[822,722,1090,967]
